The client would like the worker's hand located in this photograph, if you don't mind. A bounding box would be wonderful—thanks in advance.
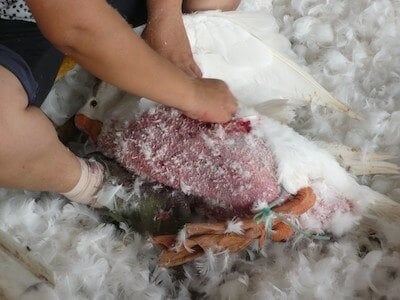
[183,78,238,123]
[142,11,202,78]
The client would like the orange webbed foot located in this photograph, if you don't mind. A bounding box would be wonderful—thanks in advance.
[152,187,317,267]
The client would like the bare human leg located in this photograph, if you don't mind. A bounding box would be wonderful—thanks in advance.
[0,65,101,204]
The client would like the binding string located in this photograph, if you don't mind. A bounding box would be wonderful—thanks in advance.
[253,187,330,241]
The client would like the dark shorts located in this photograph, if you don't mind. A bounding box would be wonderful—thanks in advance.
[0,44,39,104]
[0,0,147,107]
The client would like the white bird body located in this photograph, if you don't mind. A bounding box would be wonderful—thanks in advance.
[76,86,399,238]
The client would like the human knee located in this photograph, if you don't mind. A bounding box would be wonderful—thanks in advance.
[183,0,241,13]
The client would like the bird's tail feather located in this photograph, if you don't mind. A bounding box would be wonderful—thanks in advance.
[360,187,400,222]
[317,142,400,176]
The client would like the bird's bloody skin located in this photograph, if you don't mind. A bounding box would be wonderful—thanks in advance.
[76,107,281,218]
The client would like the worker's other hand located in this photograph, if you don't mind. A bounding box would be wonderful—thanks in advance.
[142,13,202,78]
[183,78,238,123]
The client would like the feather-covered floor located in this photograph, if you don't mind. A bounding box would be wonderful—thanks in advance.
[2,0,400,299]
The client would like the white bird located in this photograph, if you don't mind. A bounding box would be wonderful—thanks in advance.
[74,83,399,240]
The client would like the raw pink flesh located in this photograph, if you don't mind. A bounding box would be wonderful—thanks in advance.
[98,107,280,216]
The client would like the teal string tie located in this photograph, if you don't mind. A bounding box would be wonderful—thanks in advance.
[253,191,287,240]
[253,188,330,242]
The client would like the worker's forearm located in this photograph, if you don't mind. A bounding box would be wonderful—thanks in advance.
[62,7,196,111]
[27,0,196,111]
[146,0,183,20]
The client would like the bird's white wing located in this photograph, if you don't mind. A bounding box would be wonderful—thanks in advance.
[184,11,360,119]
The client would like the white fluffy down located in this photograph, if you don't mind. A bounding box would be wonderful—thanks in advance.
[2,0,400,299]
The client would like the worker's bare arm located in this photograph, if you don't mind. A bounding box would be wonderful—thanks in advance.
[25,0,236,123]
[143,0,203,78]
[143,0,240,78]
[25,0,193,109]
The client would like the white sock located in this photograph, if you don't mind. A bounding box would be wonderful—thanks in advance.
[62,158,104,207]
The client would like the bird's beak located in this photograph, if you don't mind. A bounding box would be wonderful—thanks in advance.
[74,114,103,143]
